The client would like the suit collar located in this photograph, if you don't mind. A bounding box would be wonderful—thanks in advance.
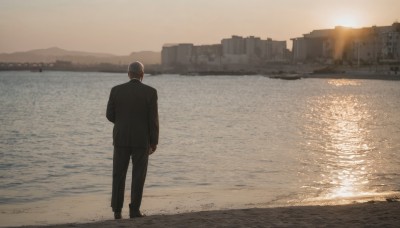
[130,78,142,83]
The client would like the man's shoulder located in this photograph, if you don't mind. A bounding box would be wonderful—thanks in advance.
[141,83,157,93]
[111,81,156,94]
[111,81,130,91]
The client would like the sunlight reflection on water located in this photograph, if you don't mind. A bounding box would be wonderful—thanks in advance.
[299,79,400,203]
[323,94,371,198]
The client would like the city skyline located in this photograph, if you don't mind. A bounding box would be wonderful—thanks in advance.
[1,0,399,55]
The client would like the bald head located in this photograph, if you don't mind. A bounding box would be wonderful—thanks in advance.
[128,61,144,80]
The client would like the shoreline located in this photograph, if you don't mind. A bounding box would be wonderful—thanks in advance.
[268,71,400,80]
[2,69,400,80]
[1,188,399,227]
[10,201,400,228]
[302,73,400,81]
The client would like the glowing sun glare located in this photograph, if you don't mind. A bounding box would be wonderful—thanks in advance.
[335,16,359,28]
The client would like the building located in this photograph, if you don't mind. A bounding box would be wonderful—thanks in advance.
[270,40,287,61]
[176,44,194,65]
[380,23,400,61]
[291,37,307,60]
[192,44,222,68]
[161,35,289,70]
[221,35,246,55]
[291,23,400,64]
[161,44,178,68]
[162,43,194,70]
[220,35,287,65]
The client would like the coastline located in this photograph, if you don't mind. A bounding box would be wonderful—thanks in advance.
[302,73,400,81]
[12,201,400,228]
[2,187,399,227]
[2,69,400,81]
[267,70,400,80]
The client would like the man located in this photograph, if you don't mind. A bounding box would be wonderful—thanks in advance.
[106,61,159,219]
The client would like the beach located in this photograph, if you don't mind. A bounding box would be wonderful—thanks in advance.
[14,201,399,228]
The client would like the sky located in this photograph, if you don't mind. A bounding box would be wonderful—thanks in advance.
[0,0,399,55]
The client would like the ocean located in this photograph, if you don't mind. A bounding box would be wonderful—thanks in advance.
[1,71,399,226]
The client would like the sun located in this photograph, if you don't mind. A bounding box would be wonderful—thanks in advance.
[334,15,359,28]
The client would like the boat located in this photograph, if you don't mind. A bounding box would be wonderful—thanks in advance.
[269,74,302,80]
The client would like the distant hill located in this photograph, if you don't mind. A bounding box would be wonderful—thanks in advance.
[0,47,161,65]
[25,47,115,58]
[125,51,161,65]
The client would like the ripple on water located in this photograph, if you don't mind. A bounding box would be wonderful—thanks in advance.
[0,73,399,207]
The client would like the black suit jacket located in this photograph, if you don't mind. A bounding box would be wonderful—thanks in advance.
[106,79,159,147]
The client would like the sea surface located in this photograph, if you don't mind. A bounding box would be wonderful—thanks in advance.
[1,71,400,226]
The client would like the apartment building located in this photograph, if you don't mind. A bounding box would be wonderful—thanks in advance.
[192,44,222,67]
[162,35,288,69]
[162,43,194,69]
[292,22,400,64]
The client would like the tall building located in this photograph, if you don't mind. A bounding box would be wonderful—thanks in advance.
[291,23,400,64]
[246,36,262,59]
[221,35,246,55]
[380,23,400,61]
[220,36,247,66]
[161,44,178,67]
[161,43,194,69]
[291,37,307,60]
[220,35,287,65]
[176,44,194,65]
[270,40,287,61]
[192,44,222,68]
[161,35,289,69]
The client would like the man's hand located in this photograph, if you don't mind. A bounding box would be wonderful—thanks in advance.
[149,144,157,155]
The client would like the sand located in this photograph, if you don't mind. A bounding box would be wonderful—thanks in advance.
[12,201,399,228]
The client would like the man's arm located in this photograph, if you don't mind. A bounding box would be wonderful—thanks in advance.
[149,90,159,153]
[106,88,115,123]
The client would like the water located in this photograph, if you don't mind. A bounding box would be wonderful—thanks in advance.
[1,71,400,226]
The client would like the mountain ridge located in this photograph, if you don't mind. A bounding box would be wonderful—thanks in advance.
[0,47,161,65]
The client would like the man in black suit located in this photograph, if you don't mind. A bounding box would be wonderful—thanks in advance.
[106,61,159,219]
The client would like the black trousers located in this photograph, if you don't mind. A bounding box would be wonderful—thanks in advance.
[111,146,149,212]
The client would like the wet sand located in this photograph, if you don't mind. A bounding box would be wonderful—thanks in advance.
[14,201,400,228]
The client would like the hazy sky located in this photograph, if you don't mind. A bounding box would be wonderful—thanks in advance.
[0,0,399,55]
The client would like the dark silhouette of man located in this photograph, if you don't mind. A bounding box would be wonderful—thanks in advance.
[106,61,159,219]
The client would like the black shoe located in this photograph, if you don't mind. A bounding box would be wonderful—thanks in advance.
[130,210,146,218]
[114,212,122,219]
